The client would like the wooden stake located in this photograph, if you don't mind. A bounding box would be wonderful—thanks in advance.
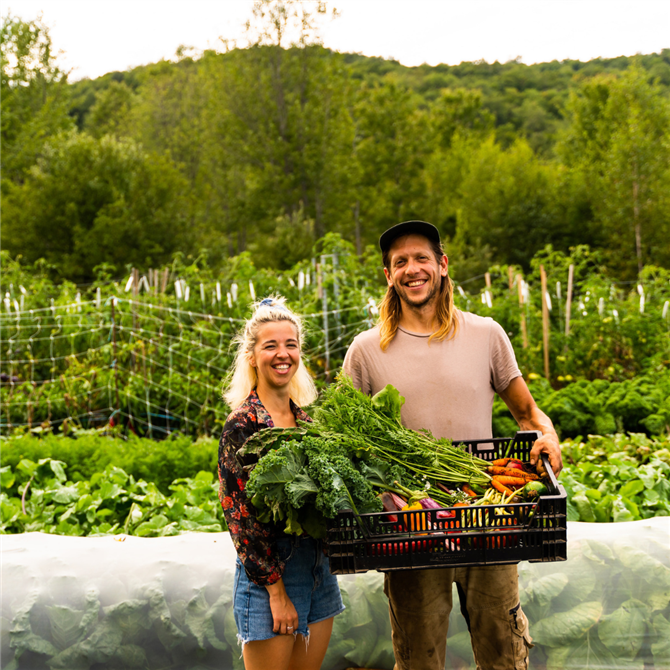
[565,264,574,337]
[540,265,550,380]
[517,273,528,349]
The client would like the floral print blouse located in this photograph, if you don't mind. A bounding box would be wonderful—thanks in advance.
[218,389,311,586]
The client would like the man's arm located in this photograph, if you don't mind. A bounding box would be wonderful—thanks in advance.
[498,376,562,475]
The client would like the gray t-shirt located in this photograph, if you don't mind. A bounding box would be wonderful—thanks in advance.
[342,310,521,442]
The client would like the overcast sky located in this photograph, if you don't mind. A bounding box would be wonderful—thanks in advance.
[5,0,669,81]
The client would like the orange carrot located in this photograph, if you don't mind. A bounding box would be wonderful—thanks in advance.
[492,475,527,488]
[492,458,523,467]
[461,484,478,498]
[487,466,539,481]
[491,479,514,496]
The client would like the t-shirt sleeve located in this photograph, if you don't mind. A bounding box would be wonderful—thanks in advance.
[342,337,372,395]
[489,320,522,394]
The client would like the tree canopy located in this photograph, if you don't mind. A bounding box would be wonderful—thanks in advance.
[2,5,669,282]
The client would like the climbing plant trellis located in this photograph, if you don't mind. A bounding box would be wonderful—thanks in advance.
[2,245,669,437]
[0,295,372,437]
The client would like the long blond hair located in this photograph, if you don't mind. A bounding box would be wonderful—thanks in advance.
[223,296,317,410]
[378,238,459,351]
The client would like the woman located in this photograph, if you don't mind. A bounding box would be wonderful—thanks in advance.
[219,296,343,670]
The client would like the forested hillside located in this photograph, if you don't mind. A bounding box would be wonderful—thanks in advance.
[2,6,669,283]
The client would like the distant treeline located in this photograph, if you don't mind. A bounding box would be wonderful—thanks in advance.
[2,5,669,283]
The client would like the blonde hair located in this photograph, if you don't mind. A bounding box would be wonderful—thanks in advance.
[223,295,318,410]
[378,237,459,351]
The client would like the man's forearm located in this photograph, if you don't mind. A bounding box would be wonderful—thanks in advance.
[499,378,562,474]
[516,405,558,440]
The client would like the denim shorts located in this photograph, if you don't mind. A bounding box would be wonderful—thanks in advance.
[233,535,345,644]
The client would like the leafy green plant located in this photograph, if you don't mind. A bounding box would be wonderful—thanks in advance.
[1,433,218,494]
[558,434,670,522]
[0,458,225,537]
[493,370,670,439]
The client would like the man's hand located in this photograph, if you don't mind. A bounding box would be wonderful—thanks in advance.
[528,431,562,476]
[498,377,563,475]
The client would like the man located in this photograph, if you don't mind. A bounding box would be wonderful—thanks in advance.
[342,220,562,670]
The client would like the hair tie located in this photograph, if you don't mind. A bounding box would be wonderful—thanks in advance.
[259,297,289,312]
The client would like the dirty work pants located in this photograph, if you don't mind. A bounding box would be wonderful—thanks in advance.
[384,564,533,670]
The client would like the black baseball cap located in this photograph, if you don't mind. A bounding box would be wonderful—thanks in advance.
[379,220,441,254]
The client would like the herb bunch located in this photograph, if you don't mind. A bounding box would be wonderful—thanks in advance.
[312,375,491,490]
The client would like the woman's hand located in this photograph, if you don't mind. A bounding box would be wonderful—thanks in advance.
[266,579,299,635]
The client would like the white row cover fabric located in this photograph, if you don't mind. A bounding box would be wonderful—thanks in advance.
[2,518,669,670]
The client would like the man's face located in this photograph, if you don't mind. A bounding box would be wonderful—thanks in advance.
[384,234,448,310]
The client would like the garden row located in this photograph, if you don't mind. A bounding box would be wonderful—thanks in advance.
[2,432,668,537]
[2,243,669,437]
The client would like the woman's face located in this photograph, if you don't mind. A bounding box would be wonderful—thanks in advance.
[249,320,301,390]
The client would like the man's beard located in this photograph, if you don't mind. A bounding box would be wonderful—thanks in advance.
[394,278,441,309]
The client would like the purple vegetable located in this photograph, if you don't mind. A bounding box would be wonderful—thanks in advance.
[418,497,441,510]
[419,496,455,519]
[381,492,399,522]
[390,492,408,510]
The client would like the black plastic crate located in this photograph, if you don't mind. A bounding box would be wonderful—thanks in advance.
[327,431,567,574]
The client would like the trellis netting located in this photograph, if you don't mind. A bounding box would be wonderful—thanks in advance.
[3,518,669,670]
[0,298,370,437]
[3,260,670,439]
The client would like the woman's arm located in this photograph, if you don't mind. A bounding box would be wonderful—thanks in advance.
[218,423,287,587]
[265,579,299,635]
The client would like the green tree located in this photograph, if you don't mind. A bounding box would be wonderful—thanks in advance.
[201,0,355,254]
[0,13,73,184]
[2,132,190,281]
[421,91,495,240]
[127,58,206,187]
[560,67,670,276]
[84,80,135,138]
[353,82,429,242]
[451,136,560,268]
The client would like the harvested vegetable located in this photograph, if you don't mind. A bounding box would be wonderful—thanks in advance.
[381,491,400,522]
[491,457,523,467]
[486,465,539,481]
[524,480,549,497]
[311,376,491,489]
[243,376,492,537]
[492,475,527,488]
[491,479,515,497]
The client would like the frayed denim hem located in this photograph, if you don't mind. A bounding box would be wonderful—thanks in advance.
[236,629,309,656]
